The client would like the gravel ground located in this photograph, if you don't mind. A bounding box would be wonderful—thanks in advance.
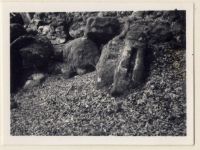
[11,47,186,136]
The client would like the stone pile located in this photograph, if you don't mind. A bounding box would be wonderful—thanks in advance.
[10,11,186,96]
[96,11,185,96]
[27,13,71,45]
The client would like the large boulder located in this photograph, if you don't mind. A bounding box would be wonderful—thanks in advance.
[96,20,149,96]
[85,17,120,45]
[96,10,186,96]
[11,35,54,92]
[62,37,100,78]
[11,35,54,71]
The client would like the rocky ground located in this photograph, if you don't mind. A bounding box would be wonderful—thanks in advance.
[11,47,186,136]
[10,11,186,136]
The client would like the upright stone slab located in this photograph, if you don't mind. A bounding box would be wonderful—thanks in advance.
[96,37,125,88]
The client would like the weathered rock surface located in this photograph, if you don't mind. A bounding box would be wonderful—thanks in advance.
[52,44,65,61]
[96,19,147,93]
[48,62,68,75]
[10,11,187,136]
[85,17,120,45]
[62,37,100,77]
[69,22,85,38]
[11,35,54,71]
[96,10,185,96]
[10,11,186,95]
[68,12,98,39]
[27,13,71,45]
[96,37,125,88]
[11,35,54,92]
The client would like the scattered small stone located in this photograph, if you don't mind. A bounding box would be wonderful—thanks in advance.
[23,73,46,89]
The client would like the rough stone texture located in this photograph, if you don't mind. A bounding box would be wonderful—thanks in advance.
[148,21,173,44]
[124,21,149,86]
[48,62,68,75]
[10,35,54,92]
[10,11,186,136]
[52,44,65,61]
[27,13,71,45]
[85,17,120,45]
[10,11,186,95]
[38,25,51,35]
[68,12,98,39]
[62,37,100,78]
[96,19,149,95]
[28,15,45,31]
[12,35,54,71]
[69,22,85,38]
[111,40,132,96]
[96,37,125,88]
[96,11,185,96]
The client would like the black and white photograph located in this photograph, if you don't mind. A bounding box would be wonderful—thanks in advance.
[10,10,187,136]
[0,1,195,146]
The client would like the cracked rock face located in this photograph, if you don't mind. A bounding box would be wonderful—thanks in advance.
[96,37,125,89]
[96,20,149,95]
[96,11,185,96]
